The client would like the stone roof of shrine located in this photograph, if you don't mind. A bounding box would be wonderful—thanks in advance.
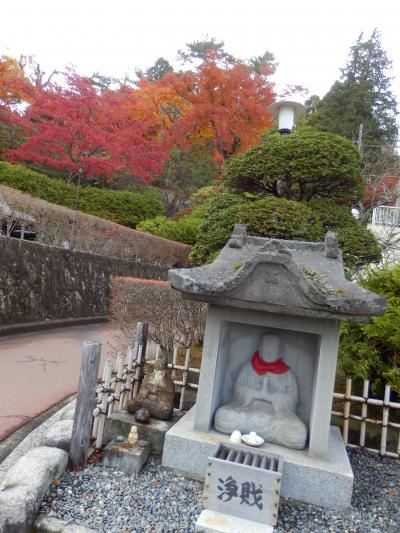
[168,225,386,321]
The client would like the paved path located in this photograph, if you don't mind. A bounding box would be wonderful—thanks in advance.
[0,323,116,441]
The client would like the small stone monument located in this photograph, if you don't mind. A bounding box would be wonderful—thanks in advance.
[162,226,386,510]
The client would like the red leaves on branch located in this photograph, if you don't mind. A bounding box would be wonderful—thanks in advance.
[7,74,169,182]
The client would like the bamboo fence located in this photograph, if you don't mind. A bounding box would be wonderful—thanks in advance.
[332,377,400,458]
[92,322,200,448]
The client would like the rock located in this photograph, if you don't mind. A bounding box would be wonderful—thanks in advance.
[0,446,68,533]
[41,420,74,452]
[135,407,151,424]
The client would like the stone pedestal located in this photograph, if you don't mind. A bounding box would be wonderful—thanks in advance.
[195,510,274,533]
[103,439,150,474]
[103,410,183,455]
[162,408,353,510]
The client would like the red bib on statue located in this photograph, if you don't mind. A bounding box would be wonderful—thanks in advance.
[251,351,290,375]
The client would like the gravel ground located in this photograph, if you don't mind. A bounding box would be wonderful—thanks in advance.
[39,449,400,532]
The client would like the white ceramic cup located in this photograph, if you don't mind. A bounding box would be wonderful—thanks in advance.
[249,431,257,443]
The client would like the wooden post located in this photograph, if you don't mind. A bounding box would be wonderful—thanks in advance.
[132,322,148,396]
[95,359,113,449]
[342,377,352,446]
[136,321,148,381]
[69,341,102,470]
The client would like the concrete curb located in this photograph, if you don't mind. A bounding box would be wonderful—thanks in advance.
[0,316,108,337]
[0,399,76,477]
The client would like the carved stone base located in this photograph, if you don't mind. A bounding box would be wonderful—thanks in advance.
[195,510,274,533]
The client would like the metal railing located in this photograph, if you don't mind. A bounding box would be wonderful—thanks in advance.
[371,205,400,226]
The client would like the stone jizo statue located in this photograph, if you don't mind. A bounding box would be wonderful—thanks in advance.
[127,355,175,421]
[214,333,307,450]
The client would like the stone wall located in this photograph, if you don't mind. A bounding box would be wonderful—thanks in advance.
[0,237,190,325]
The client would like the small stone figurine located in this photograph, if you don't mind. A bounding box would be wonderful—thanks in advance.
[128,352,175,421]
[127,426,138,445]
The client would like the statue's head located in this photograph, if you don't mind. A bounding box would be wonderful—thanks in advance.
[259,333,283,361]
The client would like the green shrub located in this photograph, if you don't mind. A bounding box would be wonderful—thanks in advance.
[190,185,223,208]
[222,130,363,206]
[189,194,381,270]
[339,265,400,394]
[137,212,203,245]
[0,161,164,227]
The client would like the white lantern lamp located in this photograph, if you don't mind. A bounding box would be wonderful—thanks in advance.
[268,100,306,135]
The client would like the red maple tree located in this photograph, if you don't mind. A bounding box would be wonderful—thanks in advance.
[7,73,169,183]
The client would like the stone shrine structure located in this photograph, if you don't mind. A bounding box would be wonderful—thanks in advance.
[162,226,386,509]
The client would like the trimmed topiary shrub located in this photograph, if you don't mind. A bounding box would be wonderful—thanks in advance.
[189,194,381,270]
[222,130,363,206]
[0,161,164,227]
[339,265,400,394]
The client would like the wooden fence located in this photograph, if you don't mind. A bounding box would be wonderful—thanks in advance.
[92,322,200,448]
[332,377,400,458]
[91,323,400,459]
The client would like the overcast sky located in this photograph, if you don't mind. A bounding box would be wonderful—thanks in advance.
[2,0,400,106]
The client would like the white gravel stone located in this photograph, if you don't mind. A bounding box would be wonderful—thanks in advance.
[38,449,400,533]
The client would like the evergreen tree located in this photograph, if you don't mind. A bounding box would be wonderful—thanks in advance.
[145,58,174,81]
[177,37,235,64]
[311,29,398,147]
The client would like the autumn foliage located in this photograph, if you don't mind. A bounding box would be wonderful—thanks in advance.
[6,74,169,182]
[0,47,277,185]
[137,54,275,160]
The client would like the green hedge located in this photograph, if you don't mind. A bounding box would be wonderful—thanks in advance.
[0,161,164,227]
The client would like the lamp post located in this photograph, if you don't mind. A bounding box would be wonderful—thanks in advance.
[268,100,305,134]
